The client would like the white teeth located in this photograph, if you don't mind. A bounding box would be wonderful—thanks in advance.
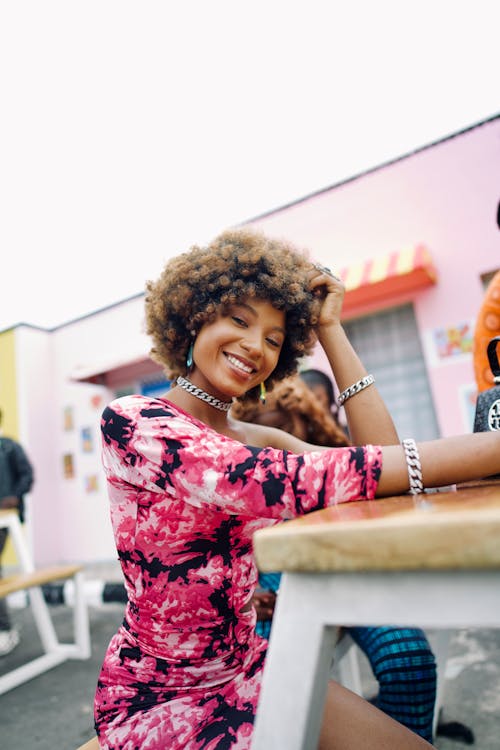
[226,354,253,373]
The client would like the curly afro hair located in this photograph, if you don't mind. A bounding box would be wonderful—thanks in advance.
[144,227,321,400]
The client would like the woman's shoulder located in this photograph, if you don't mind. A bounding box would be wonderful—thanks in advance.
[104,393,160,413]
[102,394,214,439]
[102,393,185,423]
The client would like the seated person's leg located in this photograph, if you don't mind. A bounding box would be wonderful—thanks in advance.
[348,626,436,743]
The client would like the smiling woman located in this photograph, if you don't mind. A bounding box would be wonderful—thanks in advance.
[91,226,498,750]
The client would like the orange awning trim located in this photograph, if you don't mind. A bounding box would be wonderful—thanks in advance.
[338,245,437,313]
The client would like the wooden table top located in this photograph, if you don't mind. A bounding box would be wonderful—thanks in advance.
[253,480,500,572]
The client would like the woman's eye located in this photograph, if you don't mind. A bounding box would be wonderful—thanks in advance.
[266,337,281,348]
[232,316,247,327]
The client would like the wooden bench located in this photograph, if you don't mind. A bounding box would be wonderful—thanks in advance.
[0,564,84,597]
[0,510,91,695]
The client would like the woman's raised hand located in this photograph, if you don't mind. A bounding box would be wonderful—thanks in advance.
[309,264,345,331]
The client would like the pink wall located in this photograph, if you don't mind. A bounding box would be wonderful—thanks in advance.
[246,118,500,436]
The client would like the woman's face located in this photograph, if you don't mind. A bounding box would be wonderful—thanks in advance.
[191,299,286,399]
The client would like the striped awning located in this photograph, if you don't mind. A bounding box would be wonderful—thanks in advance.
[338,245,437,313]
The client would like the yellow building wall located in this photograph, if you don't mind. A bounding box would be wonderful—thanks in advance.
[0,329,21,565]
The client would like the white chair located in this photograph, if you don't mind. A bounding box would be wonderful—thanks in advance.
[0,509,91,695]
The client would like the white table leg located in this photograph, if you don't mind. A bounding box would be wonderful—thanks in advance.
[253,570,500,749]
[253,574,339,750]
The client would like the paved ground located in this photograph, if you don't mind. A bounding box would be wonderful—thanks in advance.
[1,575,500,749]
[0,600,124,749]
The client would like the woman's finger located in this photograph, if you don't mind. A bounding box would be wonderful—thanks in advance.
[313,263,342,282]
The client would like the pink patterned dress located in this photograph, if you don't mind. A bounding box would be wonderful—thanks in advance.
[94,395,382,749]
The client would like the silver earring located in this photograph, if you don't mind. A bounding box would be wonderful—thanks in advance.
[186,342,194,370]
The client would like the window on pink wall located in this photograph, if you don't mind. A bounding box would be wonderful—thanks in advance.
[343,304,439,442]
[140,376,171,398]
[113,371,171,399]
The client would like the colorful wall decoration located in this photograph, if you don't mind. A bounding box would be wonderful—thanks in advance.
[63,453,75,479]
[81,427,93,453]
[433,322,473,360]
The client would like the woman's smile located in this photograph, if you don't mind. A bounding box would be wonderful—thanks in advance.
[224,352,257,378]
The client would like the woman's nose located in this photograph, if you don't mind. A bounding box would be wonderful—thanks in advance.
[241,336,263,358]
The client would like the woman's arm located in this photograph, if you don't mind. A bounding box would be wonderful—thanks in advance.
[102,398,379,520]
[377,431,500,496]
[242,417,500,499]
[310,267,398,446]
[234,418,330,453]
[319,322,398,446]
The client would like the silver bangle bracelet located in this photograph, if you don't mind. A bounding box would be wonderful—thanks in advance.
[337,374,375,406]
[402,438,424,495]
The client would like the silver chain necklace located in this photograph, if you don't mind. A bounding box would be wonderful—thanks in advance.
[176,376,233,412]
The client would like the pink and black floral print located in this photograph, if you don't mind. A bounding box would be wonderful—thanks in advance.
[94,395,382,749]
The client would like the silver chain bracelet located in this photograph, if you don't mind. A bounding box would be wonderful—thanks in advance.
[402,438,424,495]
[337,374,375,406]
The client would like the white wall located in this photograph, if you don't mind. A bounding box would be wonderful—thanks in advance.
[50,296,150,564]
[17,295,152,565]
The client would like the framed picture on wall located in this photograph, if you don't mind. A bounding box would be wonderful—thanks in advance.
[458,382,478,432]
[63,453,75,479]
[81,427,93,453]
[63,406,74,431]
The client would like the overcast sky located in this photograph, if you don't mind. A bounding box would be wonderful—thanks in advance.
[1,1,499,331]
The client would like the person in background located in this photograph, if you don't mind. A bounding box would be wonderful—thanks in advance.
[232,374,437,743]
[300,366,348,435]
[0,408,34,655]
[300,367,338,416]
